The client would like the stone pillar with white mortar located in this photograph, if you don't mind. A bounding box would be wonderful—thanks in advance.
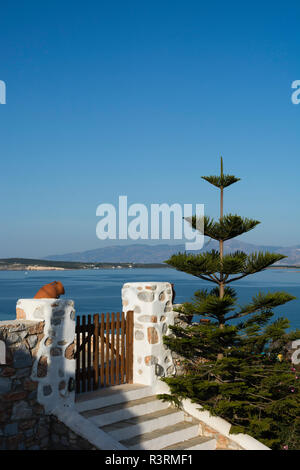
[16,298,76,413]
[122,282,176,388]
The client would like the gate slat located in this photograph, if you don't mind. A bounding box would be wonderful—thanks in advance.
[100,314,104,387]
[93,314,99,390]
[116,312,120,385]
[111,313,115,385]
[120,312,125,384]
[106,313,110,386]
[81,315,86,393]
[87,315,92,391]
[76,316,81,393]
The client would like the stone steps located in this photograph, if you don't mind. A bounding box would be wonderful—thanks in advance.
[163,435,217,450]
[81,395,170,427]
[75,384,153,413]
[77,384,216,450]
[101,407,184,441]
[120,420,201,450]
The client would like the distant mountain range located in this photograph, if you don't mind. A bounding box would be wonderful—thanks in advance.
[45,241,300,265]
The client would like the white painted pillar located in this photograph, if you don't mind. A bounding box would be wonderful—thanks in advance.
[16,298,76,412]
[122,282,176,388]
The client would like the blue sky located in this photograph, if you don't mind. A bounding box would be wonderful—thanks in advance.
[0,1,300,257]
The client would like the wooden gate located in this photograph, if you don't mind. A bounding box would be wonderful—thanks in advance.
[75,311,133,394]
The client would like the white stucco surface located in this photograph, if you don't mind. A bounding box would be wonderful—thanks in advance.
[122,282,176,386]
[16,298,76,413]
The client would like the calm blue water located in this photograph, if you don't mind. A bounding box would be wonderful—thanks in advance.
[0,268,299,329]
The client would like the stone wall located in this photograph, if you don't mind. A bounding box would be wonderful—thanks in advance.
[0,304,94,451]
[0,320,49,450]
[49,415,96,450]
[122,282,176,386]
[16,299,76,413]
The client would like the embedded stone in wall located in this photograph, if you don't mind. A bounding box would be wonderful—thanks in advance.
[58,380,66,390]
[159,292,165,301]
[164,301,172,312]
[1,366,15,377]
[133,306,141,313]
[43,385,52,396]
[37,356,48,378]
[147,327,159,344]
[44,337,53,346]
[52,309,65,318]
[137,291,154,302]
[16,308,26,320]
[23,378,38,391]
[144,355,158,366]
[155,364,165,376]
[162,323,168,334]
[0,377,11,393]
[50,347,62,357]
[7,331,27,345]
[26,335,38,349]
[65,342,75,360]
[138,315,157,323]
[145,285,157,290]
[70,310,75,321]
[135,330,144,340]
[166,365,175,375]
[11,400,32,420]
[13,347,32,369]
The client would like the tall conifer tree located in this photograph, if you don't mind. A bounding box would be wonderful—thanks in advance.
[160,159,300,449]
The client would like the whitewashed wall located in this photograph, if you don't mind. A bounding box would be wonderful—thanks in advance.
[122,282,176,386]
[16,298,76,413]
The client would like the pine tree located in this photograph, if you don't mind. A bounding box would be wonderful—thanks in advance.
[160,158,300,449]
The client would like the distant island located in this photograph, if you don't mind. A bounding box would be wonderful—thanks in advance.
[0,257,299,271]
[0,258,168,271]
[44,241,300,266]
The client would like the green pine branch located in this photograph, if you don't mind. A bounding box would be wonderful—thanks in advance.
[201,174,240,188]
[226,292,296,321]
[185,214,260,240]
[166,250,288,284]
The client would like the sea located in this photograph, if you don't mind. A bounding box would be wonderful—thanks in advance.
[0,268,299,329]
